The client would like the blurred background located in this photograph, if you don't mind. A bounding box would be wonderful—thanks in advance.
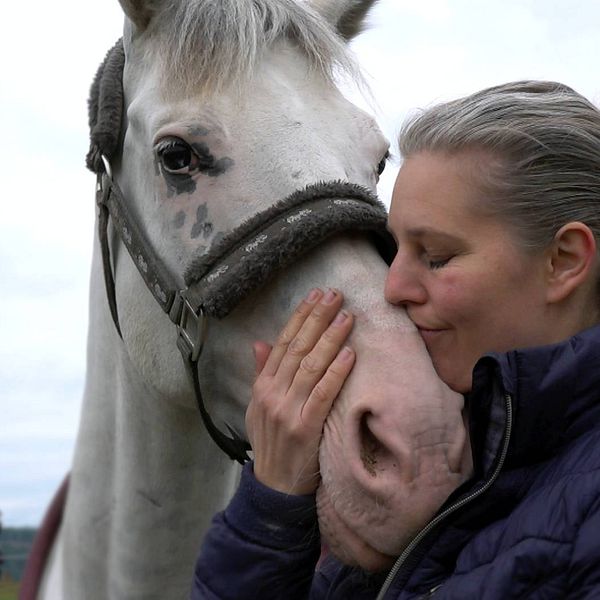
[1,0,600,587]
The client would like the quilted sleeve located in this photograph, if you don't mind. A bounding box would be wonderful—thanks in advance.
[191,461,322,600]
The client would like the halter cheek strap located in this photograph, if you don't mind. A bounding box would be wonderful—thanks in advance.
[95,163,252,463]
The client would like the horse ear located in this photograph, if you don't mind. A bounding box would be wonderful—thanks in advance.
[117,0,163,33]
[310,0,379,40]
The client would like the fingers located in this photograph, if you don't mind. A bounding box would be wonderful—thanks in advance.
[275,289,346,383]
[260,287,345,380]
[253,341,272,375]
[301,345,355,424]
[260,288,325,377]
[289,307,354,399]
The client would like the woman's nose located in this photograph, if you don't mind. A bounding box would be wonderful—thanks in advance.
[384,256,427,306]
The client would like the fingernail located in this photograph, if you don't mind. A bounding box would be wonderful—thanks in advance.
[333,310,348,325]
[306,288,321,303]
[323,288,337,304]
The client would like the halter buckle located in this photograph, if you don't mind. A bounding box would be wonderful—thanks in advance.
[177,296,207,362]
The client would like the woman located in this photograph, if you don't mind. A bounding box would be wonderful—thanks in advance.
[192,81,600,598]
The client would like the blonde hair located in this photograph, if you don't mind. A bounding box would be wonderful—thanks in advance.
[398,80,600,252]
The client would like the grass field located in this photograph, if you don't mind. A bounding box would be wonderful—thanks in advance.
[0,580,20,600]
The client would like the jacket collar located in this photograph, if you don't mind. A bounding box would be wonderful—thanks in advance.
[469,323,600,472]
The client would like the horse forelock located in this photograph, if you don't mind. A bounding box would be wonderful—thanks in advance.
[144,0,361,97]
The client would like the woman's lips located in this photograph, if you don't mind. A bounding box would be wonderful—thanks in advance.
[416,326,446,344]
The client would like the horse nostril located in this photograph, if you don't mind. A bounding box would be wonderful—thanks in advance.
[359,413,382,477]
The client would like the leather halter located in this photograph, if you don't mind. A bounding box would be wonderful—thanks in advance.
[95,156,394,464]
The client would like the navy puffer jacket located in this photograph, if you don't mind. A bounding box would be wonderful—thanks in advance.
[192,324,600,599]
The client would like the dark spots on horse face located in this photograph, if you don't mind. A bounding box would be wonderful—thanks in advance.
[164,172,197,197]
[188,125,209,136]
[194,203,207,224]
[211,231,225,248]
[190,142,234,177]
[173,211,186,229]
[191,203,214,239]
[193,221,214,239]
[209,156,234,177]
[291,170,302,179]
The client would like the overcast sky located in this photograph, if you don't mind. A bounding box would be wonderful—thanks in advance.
[2,0,600,527]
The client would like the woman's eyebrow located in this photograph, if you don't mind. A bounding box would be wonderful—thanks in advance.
[405,227,463,244]
[385,225,463,245]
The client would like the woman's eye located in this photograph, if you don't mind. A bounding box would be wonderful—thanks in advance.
[428,256,451,270]
[156,138,196,173]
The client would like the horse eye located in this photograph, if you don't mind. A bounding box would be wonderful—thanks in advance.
[156,138,195,173]
[377,151,390,176]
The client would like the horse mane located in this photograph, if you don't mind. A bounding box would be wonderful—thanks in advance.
[150,0,360,96]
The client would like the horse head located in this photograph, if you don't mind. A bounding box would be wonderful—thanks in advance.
[100,0,393,428]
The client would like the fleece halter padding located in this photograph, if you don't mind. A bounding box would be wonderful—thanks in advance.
[86,39,125,175]
[184,181,395,318]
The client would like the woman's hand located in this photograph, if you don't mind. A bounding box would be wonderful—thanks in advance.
[246,288,355,495]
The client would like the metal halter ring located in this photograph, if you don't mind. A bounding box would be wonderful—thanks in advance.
[96,155,114,196]
[101,154,113,180]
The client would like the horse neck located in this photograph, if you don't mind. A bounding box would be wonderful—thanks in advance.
[60,235,240,600]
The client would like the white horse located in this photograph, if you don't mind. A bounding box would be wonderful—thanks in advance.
[33,1,470,598]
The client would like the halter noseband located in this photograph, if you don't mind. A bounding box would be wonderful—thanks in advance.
[89,41,395,464]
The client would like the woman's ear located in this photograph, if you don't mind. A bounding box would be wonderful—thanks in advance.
[546,222,597,304]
